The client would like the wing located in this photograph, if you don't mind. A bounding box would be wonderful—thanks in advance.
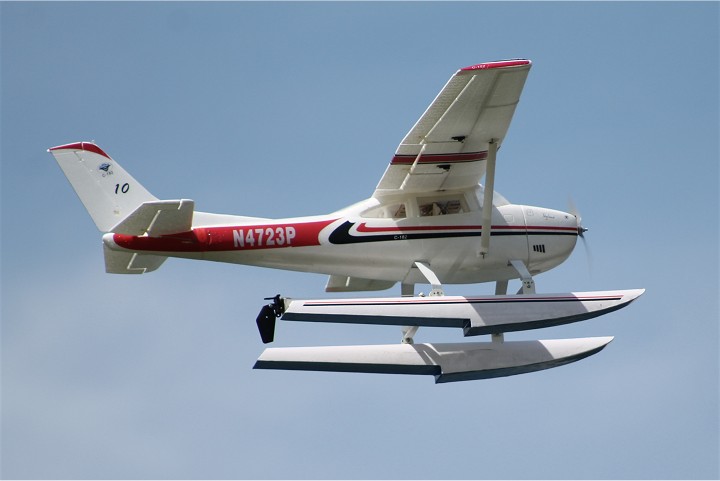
[373,59,531,198]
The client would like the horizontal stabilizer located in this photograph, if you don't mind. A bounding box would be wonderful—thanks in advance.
[111,199,195,236]
[281,289,644,335]
[254,337,614,383]
[104,244,166,274]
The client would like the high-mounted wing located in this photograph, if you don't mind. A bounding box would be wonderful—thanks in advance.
[373,59,531,198]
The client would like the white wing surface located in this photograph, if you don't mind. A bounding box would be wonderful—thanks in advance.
[373,60,531,198]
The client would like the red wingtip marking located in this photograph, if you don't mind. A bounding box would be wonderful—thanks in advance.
[48,142,111,159]
[461,59,531,71]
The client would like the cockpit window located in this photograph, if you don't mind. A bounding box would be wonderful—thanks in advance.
[476,185,510,207]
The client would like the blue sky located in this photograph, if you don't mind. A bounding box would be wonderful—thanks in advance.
[2,2,718,479]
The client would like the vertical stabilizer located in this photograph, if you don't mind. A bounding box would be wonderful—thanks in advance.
[49,142,157,232]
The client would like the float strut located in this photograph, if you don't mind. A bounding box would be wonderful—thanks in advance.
[510,260,536,294]
[402,326,419,344]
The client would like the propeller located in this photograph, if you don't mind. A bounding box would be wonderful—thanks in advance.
[568,198,593,274]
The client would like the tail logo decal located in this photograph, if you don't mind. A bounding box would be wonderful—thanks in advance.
[98,163,114,177]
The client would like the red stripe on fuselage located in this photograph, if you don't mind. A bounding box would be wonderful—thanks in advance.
[112,219,337,253]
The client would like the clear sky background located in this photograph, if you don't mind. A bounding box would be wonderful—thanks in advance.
[1,2,718,479]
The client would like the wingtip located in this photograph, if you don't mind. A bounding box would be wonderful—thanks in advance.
[461,59,532,71]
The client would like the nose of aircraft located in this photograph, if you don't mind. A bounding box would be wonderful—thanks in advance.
[524,206,581,274]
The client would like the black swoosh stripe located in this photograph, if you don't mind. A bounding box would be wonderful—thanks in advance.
[328,221,576,245]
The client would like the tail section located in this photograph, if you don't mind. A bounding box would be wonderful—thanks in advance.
[48,142,157,232]
[50,142,196,274]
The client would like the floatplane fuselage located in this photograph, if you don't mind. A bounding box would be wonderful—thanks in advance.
[98,191,580,288]
[49,59,643,383]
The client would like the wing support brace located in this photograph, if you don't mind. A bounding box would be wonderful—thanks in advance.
[479,139,498,258]
[399,143,427,191]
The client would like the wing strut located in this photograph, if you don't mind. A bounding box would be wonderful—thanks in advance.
[479,138,498,257]
[402,262,444,344]
[398,143,427,191]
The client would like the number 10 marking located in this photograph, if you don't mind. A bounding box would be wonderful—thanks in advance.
[115,183,130,194]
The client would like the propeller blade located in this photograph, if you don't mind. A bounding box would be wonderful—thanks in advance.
[568,197,592,274]
[568,196,582,224]
[579,231,593,274]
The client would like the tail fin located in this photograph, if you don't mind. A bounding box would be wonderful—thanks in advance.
[48,142,157,232]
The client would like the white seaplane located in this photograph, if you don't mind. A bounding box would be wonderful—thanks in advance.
[50,59,643,383]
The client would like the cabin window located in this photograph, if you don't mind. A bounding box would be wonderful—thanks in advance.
[392,203,407,218]
[418,197,465,216]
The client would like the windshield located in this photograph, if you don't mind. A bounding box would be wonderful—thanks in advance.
[476,185,510,207]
